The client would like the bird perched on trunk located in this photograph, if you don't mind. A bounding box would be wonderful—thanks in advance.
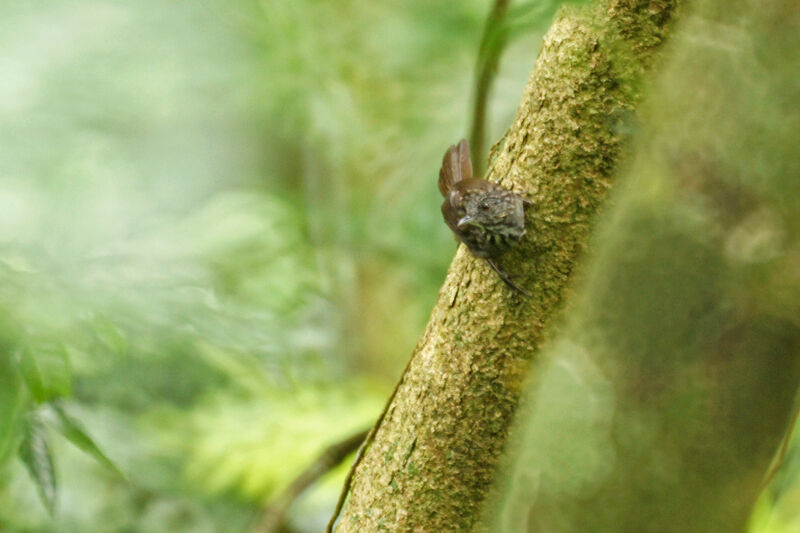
[438,138,531,296]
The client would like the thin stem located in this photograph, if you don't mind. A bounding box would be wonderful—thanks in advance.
[253,428,369,533]
[469,0,511,177]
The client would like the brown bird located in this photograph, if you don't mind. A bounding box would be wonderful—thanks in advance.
[438,138,531,296]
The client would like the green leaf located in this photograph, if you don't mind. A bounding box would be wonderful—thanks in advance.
[17,342,72,404]
[0,353,24,466]
[19,412,57,515]
[17,347,45,402]
[51,402,126,479]
[91,315,128,355]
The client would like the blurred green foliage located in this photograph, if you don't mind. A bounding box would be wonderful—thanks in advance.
[0,0,549,531]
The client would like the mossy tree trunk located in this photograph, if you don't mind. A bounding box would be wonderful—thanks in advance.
[334,1,680,531]
[490,0,800,531]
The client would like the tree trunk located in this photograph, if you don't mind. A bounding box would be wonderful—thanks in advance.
[490,0,800,531]
[334,1,680,531]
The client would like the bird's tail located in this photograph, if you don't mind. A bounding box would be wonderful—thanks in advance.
[438,138,472,197]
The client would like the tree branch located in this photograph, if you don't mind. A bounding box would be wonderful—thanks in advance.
[333,1,680,531]
[253,429,368,533]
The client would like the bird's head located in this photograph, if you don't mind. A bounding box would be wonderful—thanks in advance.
[456,191,515,231]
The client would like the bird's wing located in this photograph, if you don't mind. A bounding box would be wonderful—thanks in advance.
[438,138,473,197]
[441,199,460,235]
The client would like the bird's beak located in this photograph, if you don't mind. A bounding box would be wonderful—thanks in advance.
[457,215,474,230]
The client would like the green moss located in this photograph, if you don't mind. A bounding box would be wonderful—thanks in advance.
[383,441,397,463]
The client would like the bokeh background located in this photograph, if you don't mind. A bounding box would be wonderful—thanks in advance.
[0,1,547,531]
[2,1,799,532]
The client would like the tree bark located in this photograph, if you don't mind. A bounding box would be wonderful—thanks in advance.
[487,0,800,531]
[334,1,680,531]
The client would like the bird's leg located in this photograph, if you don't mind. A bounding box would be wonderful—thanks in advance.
[486,258,529,298]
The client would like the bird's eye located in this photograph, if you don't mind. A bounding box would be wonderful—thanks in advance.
[479,200,490,210]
